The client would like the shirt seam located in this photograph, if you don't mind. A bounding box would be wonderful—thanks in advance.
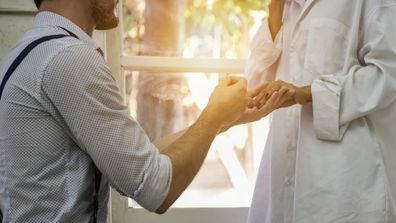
[131,145,161,199]
[39,41,95,143]
[363,3,396,35]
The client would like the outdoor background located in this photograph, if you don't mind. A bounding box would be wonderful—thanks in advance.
[121,0,271,208]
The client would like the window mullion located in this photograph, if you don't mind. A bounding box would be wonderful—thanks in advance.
[121,56,246,74]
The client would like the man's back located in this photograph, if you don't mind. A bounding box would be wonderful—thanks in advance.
[0,11,174,223]
[0,12,109,222]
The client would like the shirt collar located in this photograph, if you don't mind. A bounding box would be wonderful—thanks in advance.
[34,11,100,50]
[295,0,306,7]
[283,0,306,22]
[285,0,306,7]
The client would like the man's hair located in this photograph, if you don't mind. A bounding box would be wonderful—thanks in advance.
[34,0,44,8]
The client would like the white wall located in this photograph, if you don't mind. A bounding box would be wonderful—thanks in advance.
[0,0,106,60]
[0,0,36,60]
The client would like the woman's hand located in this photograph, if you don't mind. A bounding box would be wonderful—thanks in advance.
[221,85,293,132]
[253,80,312,109]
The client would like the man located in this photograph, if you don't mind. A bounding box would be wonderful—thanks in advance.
[245,0,396,222]
[0,0,255,222]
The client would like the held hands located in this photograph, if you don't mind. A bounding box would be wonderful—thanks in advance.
[204,78,312,132]
[222,85,294,130]
[252,80,312,109]
[222,80,312,130]
[204,76,250,129]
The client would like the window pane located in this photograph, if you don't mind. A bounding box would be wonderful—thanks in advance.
[125,71,269,208]
[122,0,268,59]
[122,0,271,209]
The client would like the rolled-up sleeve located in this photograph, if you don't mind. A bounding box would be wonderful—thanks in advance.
[245,18,283,89]
[41,44,172,211]
[311,75,347,141]
[312,4,396,141]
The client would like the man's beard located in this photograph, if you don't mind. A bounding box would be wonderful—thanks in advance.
[91,0,119,30]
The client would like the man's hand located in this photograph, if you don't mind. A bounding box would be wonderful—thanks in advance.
[221,85,294,132]
[203,76,250,129]
[252,80,312,109]
[155,76,249,214]
[268,0,285,40]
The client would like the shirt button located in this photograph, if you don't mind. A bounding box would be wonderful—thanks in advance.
[290,44,296,52]
[285,178,292,186]
[285,177,295,186]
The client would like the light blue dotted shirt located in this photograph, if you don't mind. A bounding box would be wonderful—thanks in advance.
[0,11,172,223]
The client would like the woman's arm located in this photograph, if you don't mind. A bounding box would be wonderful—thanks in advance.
[268,0,285,40]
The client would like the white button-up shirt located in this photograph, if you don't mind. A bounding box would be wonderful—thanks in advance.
[246,0,396,222]
[0,12,172,223]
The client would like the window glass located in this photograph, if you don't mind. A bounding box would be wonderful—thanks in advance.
[122,0,270,208]
[122,0,268,59]
[125,71,269,207]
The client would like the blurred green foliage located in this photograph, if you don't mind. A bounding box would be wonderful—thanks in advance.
[122,0,270,58]
[184,0,269,58]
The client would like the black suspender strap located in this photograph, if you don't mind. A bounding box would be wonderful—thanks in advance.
[0,27,103,223]
[0,33,69,223]
[0,34,69,100]
[93,168,102,223]
[58,26,79,39]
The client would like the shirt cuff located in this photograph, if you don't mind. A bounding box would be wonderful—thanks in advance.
[245,18,283,88]
[311,75,348,141]
[132,151,173,212]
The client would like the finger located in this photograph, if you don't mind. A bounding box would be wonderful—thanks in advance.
[253,80,284,107]
[285,87,295,98]
[273,87,288,106]
[264,91,279,108]
[256,86,281,109]
[247,97,255,109]
[253,83,276,105]
[219,76,231,87]
[277,86,289,97]
[232,78,248,92]
[253,90,266,102]
[248,83,268,98]
[229,76,245,85]
[254,89,267,102]
[257,92,271,109]
[256,84,281,106]
[266,84,282,95]
[278,89,295,106]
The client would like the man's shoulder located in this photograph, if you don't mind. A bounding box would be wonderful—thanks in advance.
[41,30,105,73]
[52,41,104,65]
[41,39,108,90]
[27,26,103,67]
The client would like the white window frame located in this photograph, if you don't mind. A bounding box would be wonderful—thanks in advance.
[0,1,253,223]
[121,56,246,73]
[105,3,253,223]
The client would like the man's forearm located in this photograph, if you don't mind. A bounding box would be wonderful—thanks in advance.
[154,123,228,150]
[153,129,187,151]
[155,110,221,213]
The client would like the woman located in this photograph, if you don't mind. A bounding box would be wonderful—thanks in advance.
[244,0,396,222]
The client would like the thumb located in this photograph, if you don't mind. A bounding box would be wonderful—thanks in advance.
[248,84,268,97]
[232,78,247,91]
[219,76,232,87]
